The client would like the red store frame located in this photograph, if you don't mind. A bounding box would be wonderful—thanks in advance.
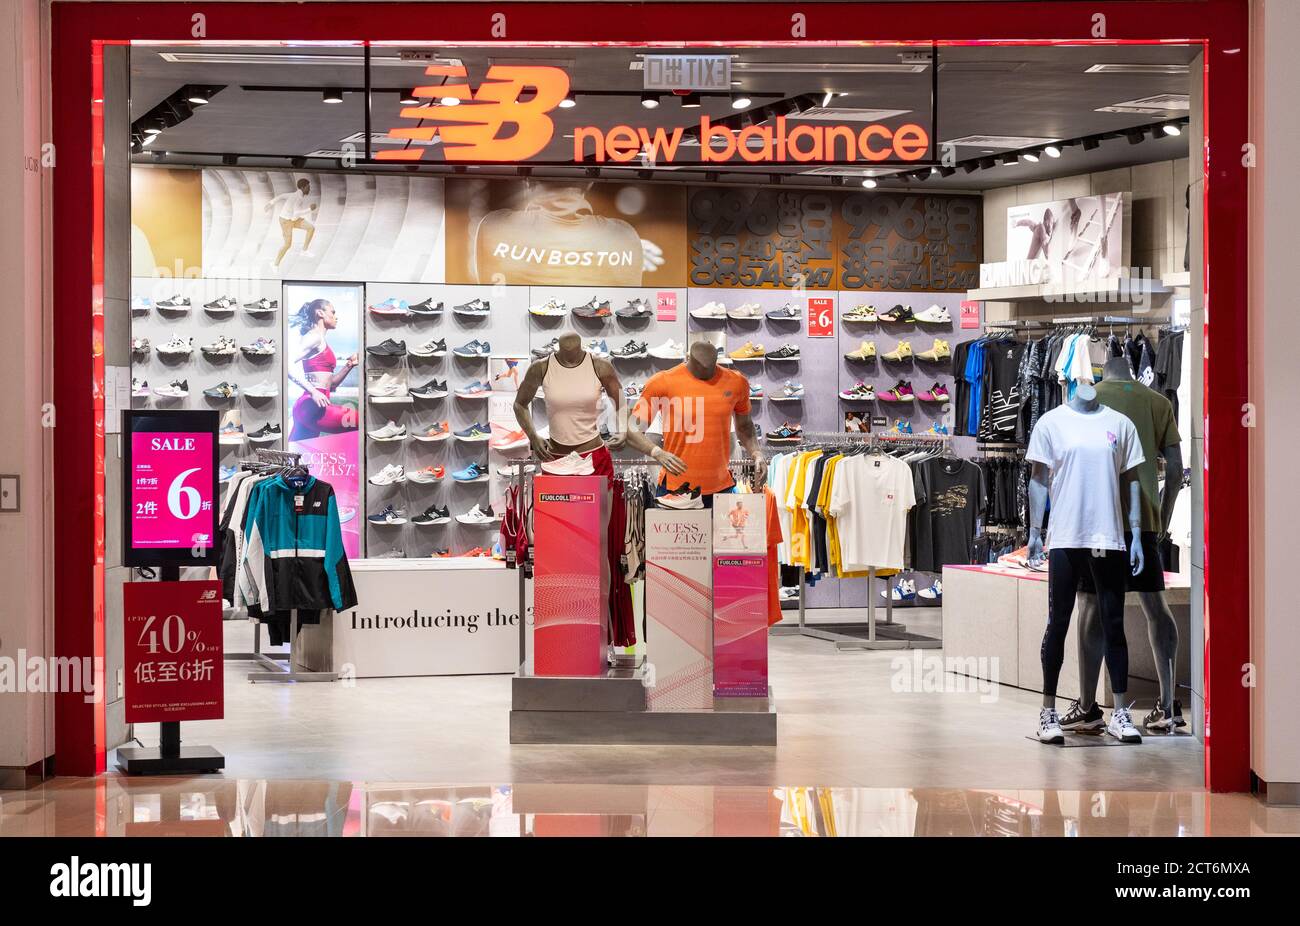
[51,1,1251,789]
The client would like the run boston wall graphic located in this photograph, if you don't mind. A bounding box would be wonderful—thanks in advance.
[122,410,221,567]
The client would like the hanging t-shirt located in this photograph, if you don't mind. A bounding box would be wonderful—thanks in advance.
[979,341,1024,442]
[1025,404,1144,551]
[827,453,916,571]
[912,458,987,572]
[1093,378,1180,533]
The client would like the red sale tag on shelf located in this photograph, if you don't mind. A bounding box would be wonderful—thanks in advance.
[807,297,835,338]
[960,299,981,329]
[656,291,678,321]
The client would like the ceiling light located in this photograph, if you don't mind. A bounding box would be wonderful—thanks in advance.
[186,88,212,105]
[139,133,157,147]
[929,166,940,175]
[861,177,878,189]
[142,123,163,136]
[322,88,343,104]
[559,93,577,109]
[1044,144,1062,158]
[1000,153,1019,166]
[440,96,460,107]
[731,93,752,109]
[641,92,660,109]
[681,92,701,108]
[1022,150,1040,163]
[1082,137,1101,151]
[821,91,834,107]
[1161,122,1183,136]
[399,88,419,105]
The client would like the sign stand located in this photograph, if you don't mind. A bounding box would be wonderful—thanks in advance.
[117,566,226,775]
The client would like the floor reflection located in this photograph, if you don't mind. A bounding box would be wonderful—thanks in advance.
[3,779,1298,837]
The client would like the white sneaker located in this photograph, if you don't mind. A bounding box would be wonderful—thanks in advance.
[529,299,567,317]
[456,504,500,525]
[201,336,238,356]
[727,303,761,320]
[539,451,596,476]
[409,338,447,358]
[880,578,917,601]
[153,379,189,398]
[367,421,407,441]
[244,379,279,398]
[648,339,684,360]
[157,336,193,356]
[918,580,943,600]
[368,374,408,398]
[1106,704,1143,744]
[496,462,537,477]
[368,464,406,486]
[914,304,952,324]
[1037,707,1065,744]
[690,301,728,320]
[131,378,148,397]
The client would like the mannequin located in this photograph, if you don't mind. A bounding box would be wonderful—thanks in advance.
[628,340,763,504]
[1026,380,1145,745]
[513,331,660,466]
[1064,355,1185,733]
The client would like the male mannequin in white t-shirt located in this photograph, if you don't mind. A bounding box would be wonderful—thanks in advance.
[1027,380,1144,746]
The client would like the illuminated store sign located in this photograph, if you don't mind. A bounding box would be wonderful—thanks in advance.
[382,65,929,165]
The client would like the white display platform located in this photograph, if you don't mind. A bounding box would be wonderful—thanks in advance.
[298,559,523,678]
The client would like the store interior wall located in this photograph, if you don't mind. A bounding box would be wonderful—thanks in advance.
[0,0,54,786]
[1249,0,1300,794]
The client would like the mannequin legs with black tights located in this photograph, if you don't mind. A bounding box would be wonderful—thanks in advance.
[1041,548,1130,709]
[1075,590,1178,721]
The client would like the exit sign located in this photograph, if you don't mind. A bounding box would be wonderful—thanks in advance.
[643,55,732,91]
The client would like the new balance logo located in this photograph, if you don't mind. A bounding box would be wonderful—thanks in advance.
[379,65,569,162]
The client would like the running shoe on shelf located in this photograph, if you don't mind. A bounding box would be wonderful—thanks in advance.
[367,338,407,358]
[367,505,407,526]
[765,422,803,444]
[689,301,727,320]
[914,304,953,324]
[728,303,762,320]
[203,295,238,315]
[571,296,612,319]
[843,304,878,323]
[409,298,444,317]
[452,339,491,358]
[882,340,913,362]
[838,382,876,401]
[916,383,950,402]
[247,423,282,443]
[412,421,451,442]
[765,302,801,322]
[878,381,915,403]
[648,339,684,360]
[452,461,490,483]
[409,337,447,358]
[844,340,877,361]
[453,422,491,442]
[203,381,239,400]
[456,504,500,525]
[766,343,800,360]
[452,298,491,316]
[367,421,407,442]
[244,297,278,315]
[916,339,951,362]
[617,297,653,318]
[153,379,189,399]
[729,342,766,361]
[155,294,191,311]
[529,299,567,317]
[611,340,648,360]
[454,380,493,399]
[408,465,446,485]
[410,379,449,400]
[878,304,916,323]
[368,464,406,486]
[201,336,239,357]
[531,338,560,358]
[367,374,408,399]
[156,336,193,357]
[241,338,277,358]
[368,297,411,317]
[412,504,452,526]
[244,379,279,398]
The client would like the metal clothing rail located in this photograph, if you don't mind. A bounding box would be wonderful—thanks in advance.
[768,432,943,651]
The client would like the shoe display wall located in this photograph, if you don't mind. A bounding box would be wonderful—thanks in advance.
[130,276,284,467]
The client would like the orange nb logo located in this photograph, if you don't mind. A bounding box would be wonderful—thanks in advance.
[377,64,569,162]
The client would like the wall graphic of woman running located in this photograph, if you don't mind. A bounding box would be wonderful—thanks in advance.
[288,298,359,442]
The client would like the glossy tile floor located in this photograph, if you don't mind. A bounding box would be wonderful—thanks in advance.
[102,621,1204,789]
[4,779,1300,836]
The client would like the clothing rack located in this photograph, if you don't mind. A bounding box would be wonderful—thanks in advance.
[236,449,339,684]
[984,313,1170,331]
[770,433,943,652]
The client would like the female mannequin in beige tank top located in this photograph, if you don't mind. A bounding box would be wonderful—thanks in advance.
[513,331,672,466]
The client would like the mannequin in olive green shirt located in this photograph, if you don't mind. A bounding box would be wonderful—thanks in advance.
[1065,355,1185,733]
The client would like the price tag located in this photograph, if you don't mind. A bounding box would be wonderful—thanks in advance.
[656,291,678,321]
[960,299,981,329]
[807,297,835,338]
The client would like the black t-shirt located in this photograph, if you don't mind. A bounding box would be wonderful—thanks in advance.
[912,458,987,572]
[979,341,1024,441]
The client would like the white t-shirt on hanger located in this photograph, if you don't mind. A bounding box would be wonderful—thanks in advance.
[1026,404,1144,551]
[827,453,916,571]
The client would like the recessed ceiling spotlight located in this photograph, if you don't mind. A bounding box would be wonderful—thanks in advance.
[440,96,460,107]
[398,88,419,105]
[1044,144,1062,158]
[1162,122,1183,136]
[322,88,343,104]
[1023,150,1040,163]
[186,88,212,105]
[861,177,878,188]
[559,93,577,109]
[1000,153,1019,166]
[143,124,163,136]
[641,92,660,109]
[681,92,701,108]
[929,166,941,175]
[731,92,752,109]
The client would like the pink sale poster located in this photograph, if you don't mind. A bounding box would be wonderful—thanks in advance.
[711,554,769,698]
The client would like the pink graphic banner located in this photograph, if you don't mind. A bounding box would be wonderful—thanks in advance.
[292,431,362,558]
[129,431,216,550]
[712,554,768,698]
[645,508,712,711]
[533,475,609,676]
